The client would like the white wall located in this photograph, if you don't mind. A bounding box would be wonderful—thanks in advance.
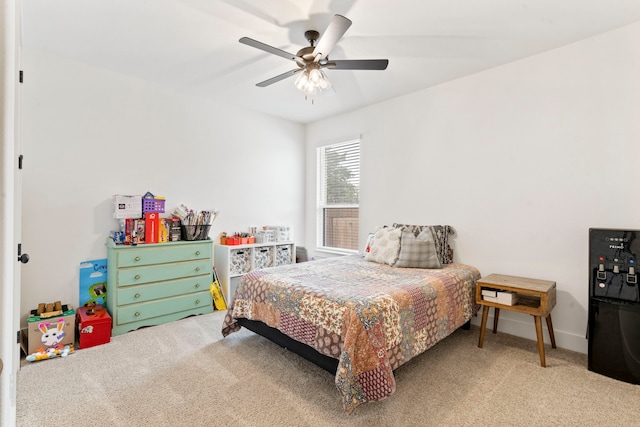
[19,48,305,325]
[305,22,640,353]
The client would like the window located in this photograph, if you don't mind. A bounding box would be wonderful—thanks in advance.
[316,139,360,252]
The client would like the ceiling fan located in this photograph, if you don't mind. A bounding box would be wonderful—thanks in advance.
[239,14,389,96]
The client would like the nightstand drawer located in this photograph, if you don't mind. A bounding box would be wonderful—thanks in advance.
[117,260,211,286]
[117,276,209,305]
[116,290,212,325]
[116,243,212,267]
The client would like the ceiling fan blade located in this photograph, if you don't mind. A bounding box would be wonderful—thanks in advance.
[256,68,302,87]
[324,59,389,70]
[239,37,303,64]
[312,14,352,60]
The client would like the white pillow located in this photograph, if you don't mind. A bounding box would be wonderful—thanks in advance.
[363,232,375,255]
[365,226,402,266]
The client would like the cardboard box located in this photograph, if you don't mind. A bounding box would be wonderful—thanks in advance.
[25,308,75,354]
[77,305,112,349]
[145,212,159,244]
[126,218,146,245]
[158,218,169,243]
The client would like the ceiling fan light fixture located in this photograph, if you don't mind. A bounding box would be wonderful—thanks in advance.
[241,15,387,96]
[295,66,331,96]
[318,71,331,90]
[295,71,309,90]
[309,67,322,83]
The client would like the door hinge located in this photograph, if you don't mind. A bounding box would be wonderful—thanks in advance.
[19,70,23,83]
[18,154,23,169]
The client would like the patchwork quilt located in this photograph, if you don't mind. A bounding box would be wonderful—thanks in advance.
[221,255,480,413]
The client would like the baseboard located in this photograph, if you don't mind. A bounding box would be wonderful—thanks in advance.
[470,314,588,354]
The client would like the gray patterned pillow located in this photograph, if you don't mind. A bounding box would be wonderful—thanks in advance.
[393,230,442,269]
[392,223,455,264]
[364,226,402,266]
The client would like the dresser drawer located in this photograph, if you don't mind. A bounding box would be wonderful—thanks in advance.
[116,290,212,325]
[117,260,211,286]
[117,276,209,305]
[116,243,212,267]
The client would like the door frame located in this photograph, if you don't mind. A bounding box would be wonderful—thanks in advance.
[1,0,20,425]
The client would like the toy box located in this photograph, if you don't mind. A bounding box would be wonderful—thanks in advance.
[25,307,75,355]
[77,305,112,349]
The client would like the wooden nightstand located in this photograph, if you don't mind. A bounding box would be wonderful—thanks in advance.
[477,273,557,367]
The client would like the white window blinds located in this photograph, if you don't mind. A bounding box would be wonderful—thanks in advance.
[316,139,360,252]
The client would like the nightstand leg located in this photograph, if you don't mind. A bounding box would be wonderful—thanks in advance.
[546,314,557,349]
[478,305,490,348]
[493,307,500,333]
[534,315,546,367]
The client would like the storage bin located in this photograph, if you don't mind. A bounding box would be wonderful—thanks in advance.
[181,225,211,241]
[230,248,252,275]
[275,245,293,266]
[266,225,293,242]
[253,246,274,270]
[255,230,275,243]
[142,198,165,213]
[77,305,112,349]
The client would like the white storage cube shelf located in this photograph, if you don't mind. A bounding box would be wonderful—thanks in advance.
[215,241,295,302]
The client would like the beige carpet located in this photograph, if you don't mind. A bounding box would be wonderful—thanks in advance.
[16,311,640,426]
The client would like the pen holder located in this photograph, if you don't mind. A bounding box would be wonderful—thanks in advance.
[181,225,211,241]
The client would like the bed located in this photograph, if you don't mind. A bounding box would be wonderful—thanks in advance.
[221,225,481,414]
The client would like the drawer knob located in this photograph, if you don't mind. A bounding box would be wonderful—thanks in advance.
[195,283,200,288]
[135,256,141,261]
[195,267,200,272]
[135,274,141,280]
[134,293,141,298]
[195,251,201,255]
[134,311,140,317]
[195,299,200,304]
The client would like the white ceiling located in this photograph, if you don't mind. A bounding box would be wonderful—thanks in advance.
[20,0,640,124]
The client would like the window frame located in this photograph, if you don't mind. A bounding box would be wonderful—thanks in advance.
[316,138,360,254]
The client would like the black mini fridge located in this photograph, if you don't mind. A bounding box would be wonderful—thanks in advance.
[588,228,640,384]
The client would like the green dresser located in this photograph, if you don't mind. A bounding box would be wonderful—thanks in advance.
[106,239,214,336]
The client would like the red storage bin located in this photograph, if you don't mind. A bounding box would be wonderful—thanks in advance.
[77,305,112,349]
